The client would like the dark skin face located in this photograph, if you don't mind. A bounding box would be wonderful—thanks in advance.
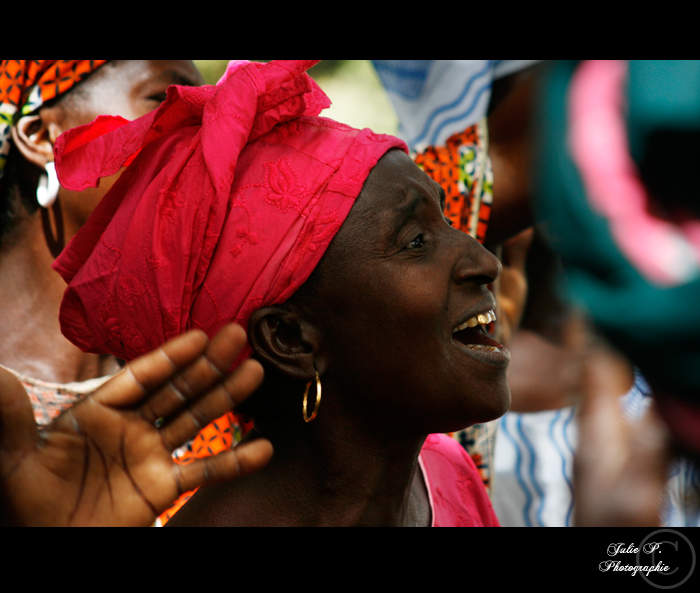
[169,149,511,527]
[298,149,511,436]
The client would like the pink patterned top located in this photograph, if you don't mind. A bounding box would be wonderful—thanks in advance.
[0,364,112,427]
[419,433,500,527]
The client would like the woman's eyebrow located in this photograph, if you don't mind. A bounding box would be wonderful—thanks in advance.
[390,182,447,237]
[390,194,422,238]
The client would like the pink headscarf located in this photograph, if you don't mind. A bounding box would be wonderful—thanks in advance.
[52,60,407,363]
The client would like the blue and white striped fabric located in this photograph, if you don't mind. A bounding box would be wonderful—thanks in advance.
[619,373,700,526]
[664,457,700,527]
[371,60,540,151]
[619,368,653,422]
[492,370,700,527]
[492,406,577,527]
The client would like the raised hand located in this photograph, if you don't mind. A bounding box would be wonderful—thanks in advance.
[0,324,272,526]
[572,319,670,526]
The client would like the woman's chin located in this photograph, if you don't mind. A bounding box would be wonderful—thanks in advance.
[464,383,512,427]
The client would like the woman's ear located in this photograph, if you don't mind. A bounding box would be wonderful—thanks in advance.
[10,107,65,170]
[248,305,324,381]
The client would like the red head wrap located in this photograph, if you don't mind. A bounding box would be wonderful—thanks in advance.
[52,60,407,363]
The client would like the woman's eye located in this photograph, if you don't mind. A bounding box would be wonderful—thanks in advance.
[406,233,425,249]
[148,93,168,104]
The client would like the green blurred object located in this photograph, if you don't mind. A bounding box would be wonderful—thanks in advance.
[193,60,230,85]
[535,60,700,400]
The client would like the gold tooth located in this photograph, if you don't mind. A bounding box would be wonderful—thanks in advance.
[455,310,496,332]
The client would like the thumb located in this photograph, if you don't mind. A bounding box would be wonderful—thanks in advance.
[0,367,40,456]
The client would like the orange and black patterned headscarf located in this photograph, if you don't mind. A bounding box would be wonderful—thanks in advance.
[0,60,108,183]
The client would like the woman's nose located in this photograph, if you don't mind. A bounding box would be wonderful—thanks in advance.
[451,232,502,286]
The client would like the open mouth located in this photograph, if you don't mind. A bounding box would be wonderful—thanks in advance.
[451,309,505,352]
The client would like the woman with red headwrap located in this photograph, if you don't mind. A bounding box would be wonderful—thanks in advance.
[52,60,507,525]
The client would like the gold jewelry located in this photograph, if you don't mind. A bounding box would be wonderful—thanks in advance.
[302,372,322,422]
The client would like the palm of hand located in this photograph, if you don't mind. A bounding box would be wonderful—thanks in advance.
[0,325,272,526]
[572,322,669,526]
[3,395,180,526]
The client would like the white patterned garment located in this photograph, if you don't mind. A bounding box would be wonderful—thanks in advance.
[371,60,540,151]
[492,405,577,527]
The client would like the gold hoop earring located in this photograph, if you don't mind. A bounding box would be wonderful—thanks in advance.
[303,372,322,423]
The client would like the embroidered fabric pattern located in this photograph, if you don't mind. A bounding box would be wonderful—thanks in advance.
[53,64,406,363]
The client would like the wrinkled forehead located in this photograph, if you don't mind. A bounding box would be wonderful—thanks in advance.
[288,148,443,309]
[361,149,440,201]
[341,149,444,237]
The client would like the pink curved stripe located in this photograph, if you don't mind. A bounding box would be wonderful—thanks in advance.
[568,60,700,286]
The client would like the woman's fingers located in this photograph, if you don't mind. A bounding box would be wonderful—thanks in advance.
[92,324,249,424]
[159,358,264,452]
[93,323,262,453]
[173,439,273,495]
[138,324,248,424]
[94,329,209,408]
